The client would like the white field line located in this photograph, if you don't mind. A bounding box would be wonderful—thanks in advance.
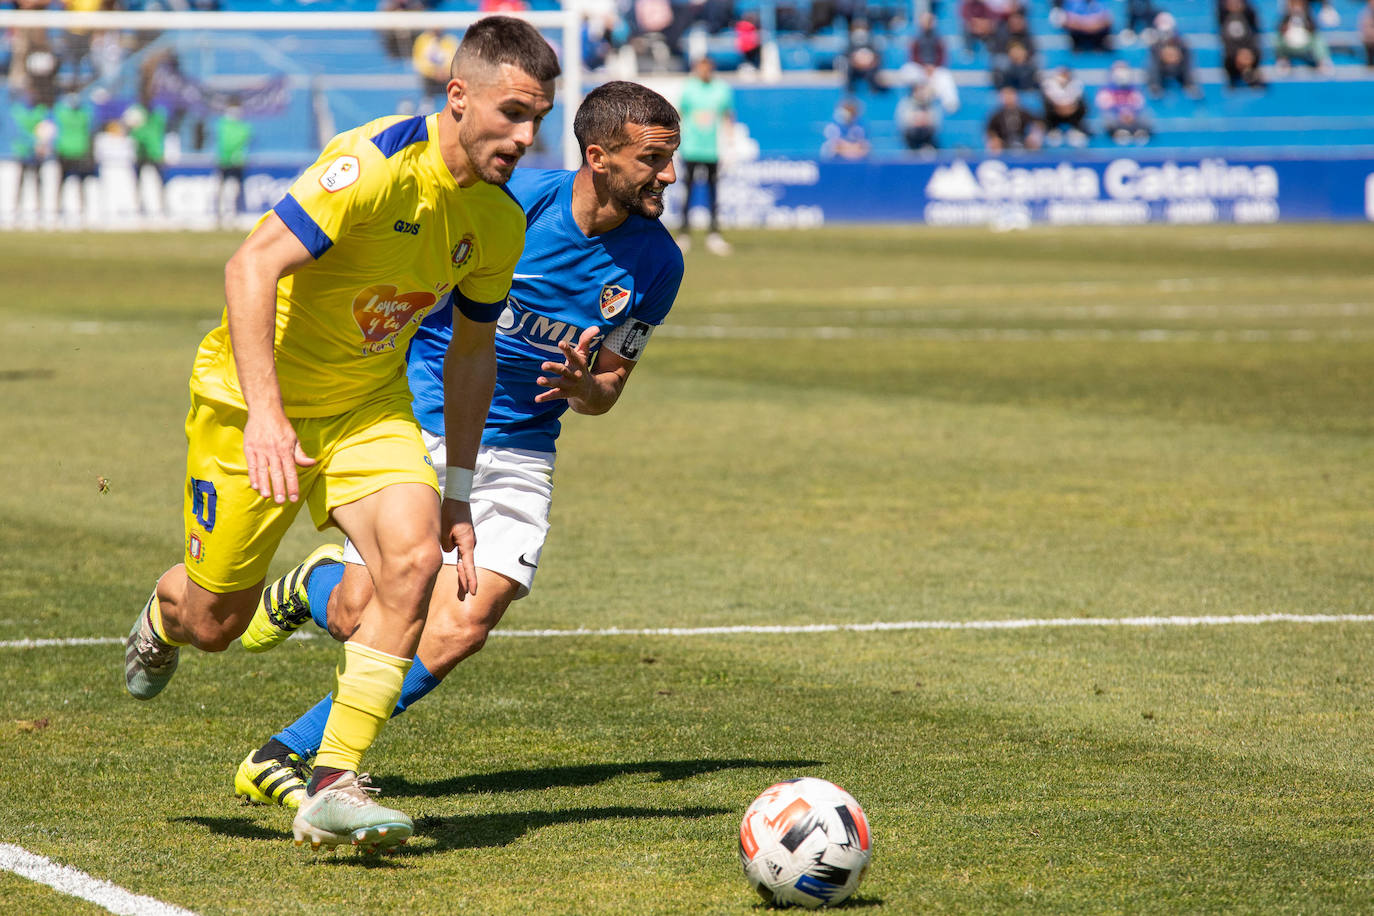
[4,613,1373,650]
[0,844,197,916]
[657,325,1374,343]
[700,275,1374,306]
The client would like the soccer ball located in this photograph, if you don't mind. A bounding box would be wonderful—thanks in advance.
[738,777,871,909]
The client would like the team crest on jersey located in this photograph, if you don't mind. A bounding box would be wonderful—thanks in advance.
[353,284,439,354]
[451,234,475,268]
[320,155,360,193]
[187,534,204,563]
[599,284,631,320]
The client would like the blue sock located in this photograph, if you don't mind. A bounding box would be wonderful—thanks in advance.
[305,561,344,632]
[273,655,442,759]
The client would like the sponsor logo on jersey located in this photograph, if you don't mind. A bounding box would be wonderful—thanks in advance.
[451,234,475,267]
[599,284,631,320]
[353,285,439,354]
[319,155,360,193]
[496,296,585,355]
[393,219,421,235]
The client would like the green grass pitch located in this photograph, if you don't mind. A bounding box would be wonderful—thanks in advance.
[1,224,1372,914]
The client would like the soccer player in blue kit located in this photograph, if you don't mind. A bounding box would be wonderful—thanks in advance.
[231,81,685,811]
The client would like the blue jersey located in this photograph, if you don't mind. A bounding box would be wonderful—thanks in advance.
[407,168,684,452]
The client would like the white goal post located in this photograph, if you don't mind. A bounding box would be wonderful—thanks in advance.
[0,7,585,169]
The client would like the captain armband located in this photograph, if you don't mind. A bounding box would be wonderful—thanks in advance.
[603,319,655,361]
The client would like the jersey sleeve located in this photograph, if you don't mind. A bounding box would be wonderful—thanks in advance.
[456,202,524,309]
[634,240,685,327]
[273,132,391,259]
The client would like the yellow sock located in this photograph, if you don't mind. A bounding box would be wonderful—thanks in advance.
[145,592,189,647]
[315,642,410,773]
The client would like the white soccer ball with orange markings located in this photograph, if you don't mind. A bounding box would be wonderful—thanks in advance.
[738,777,872,908]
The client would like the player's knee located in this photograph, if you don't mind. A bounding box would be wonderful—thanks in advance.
[421,613,492,673]
[373,540,442,610]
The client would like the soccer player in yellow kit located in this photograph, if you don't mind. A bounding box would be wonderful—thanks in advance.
[123,16,560,853]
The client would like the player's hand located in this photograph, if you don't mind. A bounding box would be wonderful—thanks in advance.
[534,325,600,404]
[441,496,479,599]
[243,410,315,503]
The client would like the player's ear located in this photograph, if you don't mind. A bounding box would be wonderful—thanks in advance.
[585,143,611,175]
[447,77,468,118]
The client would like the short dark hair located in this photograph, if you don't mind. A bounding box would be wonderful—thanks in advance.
[573,81,681,157]
[452,15,561,83]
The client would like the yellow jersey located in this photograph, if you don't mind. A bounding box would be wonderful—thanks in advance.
[190,112,525,417]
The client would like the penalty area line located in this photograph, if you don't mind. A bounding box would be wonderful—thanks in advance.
[2,613,1374,650]
[0,843,197,916]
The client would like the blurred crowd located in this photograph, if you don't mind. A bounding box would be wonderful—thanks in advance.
[2,0,266,223]
[814,0,1374,157]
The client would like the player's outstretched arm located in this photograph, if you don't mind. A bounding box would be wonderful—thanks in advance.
[224,213,318,504]
[441,307,497,599]
[535,325,636,416]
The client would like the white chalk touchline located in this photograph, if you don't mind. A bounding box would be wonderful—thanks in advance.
[657,325,1374,343]
[0,843,197,916]
[4,614,1373,650]
[486,613,1374,637]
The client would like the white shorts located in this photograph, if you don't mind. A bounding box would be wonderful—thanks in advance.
[343,431,554,598]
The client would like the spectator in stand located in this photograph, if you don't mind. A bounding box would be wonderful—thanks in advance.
[990,6,1037,60]
[821,97,872,159]
[902,12,961,112]
[411,28,459,106]
[1275,0,1335,72]
[17,29,61,108]
[960,0,1003,56]
[377,0,424,61]
[735,11,762,71]
[895,81,945,151]
[1147,12,1204,98]
[844,20,886,92]
[1361,0,1374,66]
[1121,0,1158,44]
[1219,0,1265,88]
[1039,65,1090,146]
[1061,0,1113,51]
[1096,60,1152,143]
[984,84,1042,151]
[909,11,947,68]
[992,39,1039,90]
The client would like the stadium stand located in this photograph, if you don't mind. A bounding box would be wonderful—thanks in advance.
[2,0,1373,164]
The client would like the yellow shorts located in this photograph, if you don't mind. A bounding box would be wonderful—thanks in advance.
[181,392,439,593]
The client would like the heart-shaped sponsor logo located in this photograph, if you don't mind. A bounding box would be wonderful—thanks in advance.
[353,285,438,348]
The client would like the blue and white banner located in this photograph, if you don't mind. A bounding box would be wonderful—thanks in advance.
[675,154,1374,228]
[7,153,1372,229]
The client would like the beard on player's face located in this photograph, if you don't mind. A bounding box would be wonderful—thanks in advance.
[609,167,667,219]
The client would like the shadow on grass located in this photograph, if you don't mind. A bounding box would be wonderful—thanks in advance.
[753,894,885,910]
[173,815,282,842]
[378,757,822,799]
[404,804,733,853]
